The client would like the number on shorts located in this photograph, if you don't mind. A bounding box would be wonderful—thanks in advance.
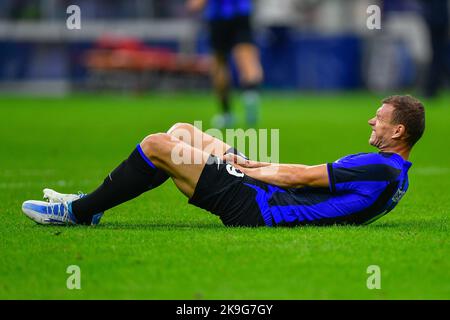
[226,164,244,178]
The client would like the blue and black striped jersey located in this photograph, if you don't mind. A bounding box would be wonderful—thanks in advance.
[245,152,412,226]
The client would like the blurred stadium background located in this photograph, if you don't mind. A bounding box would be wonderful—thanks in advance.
[0,0,448,96]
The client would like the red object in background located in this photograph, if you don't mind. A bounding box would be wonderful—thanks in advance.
[84,36,210,74]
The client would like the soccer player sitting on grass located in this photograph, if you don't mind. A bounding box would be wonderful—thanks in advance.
[22,95,425,227]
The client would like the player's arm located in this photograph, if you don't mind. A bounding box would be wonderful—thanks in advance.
[223,153,272,168]
[233,163,329,188]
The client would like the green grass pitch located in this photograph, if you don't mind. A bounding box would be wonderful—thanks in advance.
[0,92,449,299]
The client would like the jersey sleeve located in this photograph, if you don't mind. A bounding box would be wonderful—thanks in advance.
[327,153,401,193]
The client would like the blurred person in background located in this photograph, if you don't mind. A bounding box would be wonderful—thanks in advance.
[420,0,449,98]
[187,0,263,128]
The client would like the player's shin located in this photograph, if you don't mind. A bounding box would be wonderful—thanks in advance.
[71,144,168,224]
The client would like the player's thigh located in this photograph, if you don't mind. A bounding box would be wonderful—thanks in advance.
[211,52,227,69]
[167,122,231,157]
[165,145,212,198]
[211,53,230,83]
[232,43,263,83]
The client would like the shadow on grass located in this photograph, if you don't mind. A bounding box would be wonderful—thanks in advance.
[29,221,273,231]
[90,222,392,231]
[368,219,447,230]
[95,222,226,231]
[30,219,446,232]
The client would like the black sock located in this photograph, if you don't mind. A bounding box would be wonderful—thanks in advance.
[71,144,168,224]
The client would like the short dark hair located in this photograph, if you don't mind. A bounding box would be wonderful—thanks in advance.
[382,95,425,148]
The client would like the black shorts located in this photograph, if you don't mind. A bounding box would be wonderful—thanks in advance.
[208,15,254,55]
[188,155,268,227]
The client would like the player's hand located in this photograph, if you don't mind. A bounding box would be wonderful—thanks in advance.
[186,0,206,13]
[223,153,239,164]
[232,162,250,175]
[223,153,255,168]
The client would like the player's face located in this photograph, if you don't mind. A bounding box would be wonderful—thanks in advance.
[368,104,396,149]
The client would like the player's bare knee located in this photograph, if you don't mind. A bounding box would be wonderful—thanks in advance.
[140,133,172,160]
[167,122,195,145]
[167,122,192,135]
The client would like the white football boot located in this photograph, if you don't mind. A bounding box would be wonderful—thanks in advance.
[21,200,77,225]
[43,188,83,203]
[22,188,103,225]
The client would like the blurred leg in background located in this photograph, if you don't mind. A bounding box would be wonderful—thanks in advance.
[232,15,264,127]
[210,51,234,128]
[234,42,263,127]
[208,15,235,128]
[205,1,263,128]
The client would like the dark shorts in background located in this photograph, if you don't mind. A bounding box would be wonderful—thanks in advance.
[208,15,254,55]
[188,155,267,227]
